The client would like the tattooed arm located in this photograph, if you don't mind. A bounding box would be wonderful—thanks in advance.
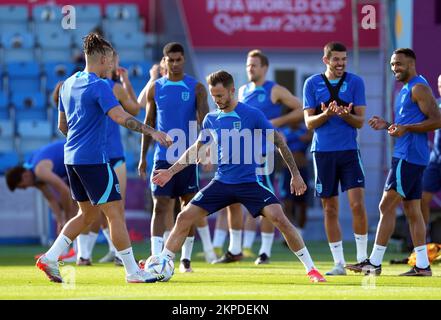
[107,103,171,147]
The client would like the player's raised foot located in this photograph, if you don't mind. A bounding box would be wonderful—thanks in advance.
[307,268,326,283]
[345,259,382,276]
[179,259,193,273]
[212,251,243,264]
[126,269,162,283]
[114,256,123,267]
[36,255,63,283]
[243,248,256,258]
[76,257,92,266]
[325,263,346,275]
[399,265,432,276]
[204,249,217,264]
[99,250,115,263]
[255,253,270,265]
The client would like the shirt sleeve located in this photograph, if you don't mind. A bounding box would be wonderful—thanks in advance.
[353,76,367,106]
[96,80,120,114]
[255,108,274,130]
[198,114,213,145]
[303,77,316,110]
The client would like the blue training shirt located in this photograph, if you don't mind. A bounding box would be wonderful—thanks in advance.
[303,72,366,152]
[393,75,430,166]
[199,102,274,184]
[153,75,198,163]
[238,81,283,120]
[25,140,66,178]
[103,79,124,160]
[59,71,120,165]
[281,125,309,153]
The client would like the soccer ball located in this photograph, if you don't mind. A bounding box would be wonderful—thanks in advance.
[146,254,174,282]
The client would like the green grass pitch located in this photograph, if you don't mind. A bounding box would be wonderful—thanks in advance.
[1,241,440,300]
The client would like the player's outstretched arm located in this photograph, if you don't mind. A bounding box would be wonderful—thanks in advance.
[107,105,171,147]
[273,131,307,196]
[152,141,202,187]
[271,85,303,127]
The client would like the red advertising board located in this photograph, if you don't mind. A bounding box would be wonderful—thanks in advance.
[179,0,379,49]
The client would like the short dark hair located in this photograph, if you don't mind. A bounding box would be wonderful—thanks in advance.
[248,49,269,67]
[83,32,113,56]
[324,42,347,58]
[163,42,184,56]
[393,48,417,60]
[5,166,26,191]
[206,70,234,88]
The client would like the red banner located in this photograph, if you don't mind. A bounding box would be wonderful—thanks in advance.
[179,0,379,49]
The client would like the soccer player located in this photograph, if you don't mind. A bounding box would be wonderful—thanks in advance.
[303,42,369,275]
[151,70,326,283]
[346,49,441,276]
[214,49,304,265]
[138,42,216,272]
[77,50,146,266]
[421,74,441,228]
[6,140,76,235]
[36,33,171,283]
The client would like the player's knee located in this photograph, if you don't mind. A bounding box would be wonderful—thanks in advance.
[175,210,194,228]
[350,201,366,217]
[267,212,287,229]
[323,205,338,220]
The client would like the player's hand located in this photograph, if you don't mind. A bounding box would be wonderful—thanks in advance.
[152,169,173,187]
[151,130,173,147]
[368,116,389,130]
[117,67,129,83]
[338,103,353,117]
[321,102,337,116]
[138,160,147,180]
[290,174,307,196]
[388,124,407,137]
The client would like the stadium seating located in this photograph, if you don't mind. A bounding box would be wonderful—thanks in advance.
[17,120,52,152]
[0,151,19,174]
[0,2,151,172]
[103,4,140,33]
[12,92,46,121]
[1,32,35,63]
[0,119,15,152]
[0,92,9,120]
[119,61,152,95]
[37,30,72,62]
[43,62,75,94]
[6,62,41,94]
[0,5,29,34]
[32,4,63,35]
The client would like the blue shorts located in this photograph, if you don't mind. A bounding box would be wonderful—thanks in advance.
[422,161,441,193]
[280,167,309,202]
[385,158,426,200]
[151,160,198,198]
[191,180,280,217]
[313,150,365,198]
[109,157,125,170]
[66,164,122,205]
